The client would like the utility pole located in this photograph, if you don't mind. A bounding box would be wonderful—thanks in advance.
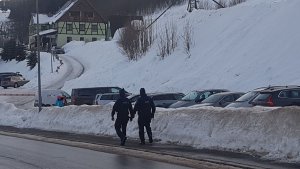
[36,0,42,112]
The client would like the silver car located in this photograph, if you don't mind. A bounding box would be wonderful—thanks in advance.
[128,92,185,108]
[169,89,229,108]
[195,92,245,108]
[94,93,120,105]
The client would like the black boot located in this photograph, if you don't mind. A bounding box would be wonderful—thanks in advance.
[120,137,127,146]
[139,140,145,145]
[149,137,153,143]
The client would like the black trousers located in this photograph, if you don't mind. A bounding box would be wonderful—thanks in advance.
[115,118,129,140]
[138,118,152,142]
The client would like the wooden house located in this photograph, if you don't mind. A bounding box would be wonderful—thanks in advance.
[29,0,110,49]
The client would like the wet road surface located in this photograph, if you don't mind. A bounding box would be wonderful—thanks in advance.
[0,135,192,169]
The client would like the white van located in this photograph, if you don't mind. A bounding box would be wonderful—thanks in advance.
[94,93,120,105]
[34,89,71,107]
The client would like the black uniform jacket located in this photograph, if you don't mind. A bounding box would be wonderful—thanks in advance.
[111,97,134,120]
[134,95,156,121]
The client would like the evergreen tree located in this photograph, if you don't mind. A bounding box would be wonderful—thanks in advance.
[15,44,27,62]
[26,51,37,70]
[1,39,16,62]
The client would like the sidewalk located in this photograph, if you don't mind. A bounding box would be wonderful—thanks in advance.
[0,126,298,169]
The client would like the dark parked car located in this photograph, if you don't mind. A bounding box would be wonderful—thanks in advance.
[1,74,29,89]
[71,87,129,105]
[195,92,245,108]
[169,89,229,108]
[251,86,300,107]
[52,47,65,54]
[226,87,267,108]
[128,92,185,108]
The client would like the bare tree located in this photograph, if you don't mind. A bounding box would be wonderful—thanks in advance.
[198,0,214,10]
[215,0,227,9]
[229,0,246,7]
[118,19,155,61]
[182,21,194,58]
[157,21,178,59]
[157,32,167,59]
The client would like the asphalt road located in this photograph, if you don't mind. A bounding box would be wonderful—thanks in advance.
[0,135,192,169]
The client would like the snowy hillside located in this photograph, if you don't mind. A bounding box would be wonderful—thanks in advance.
[0,52,65,89]
[61,0,300,94]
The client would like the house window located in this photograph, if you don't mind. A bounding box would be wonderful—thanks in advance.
[67,24,73,31]
[41,25,47,31]
[91,25,98,33]
[69,11,80,17]
[85,12,94,18]
[92,37,97,41]
[79,24,85,31]
[80,37,84,41]
[67,37,72,43]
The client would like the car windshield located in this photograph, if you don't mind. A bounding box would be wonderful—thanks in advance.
[202,95,223,103]
[181,91,199,101]
[235,91,258,102]
[253,93,271,102]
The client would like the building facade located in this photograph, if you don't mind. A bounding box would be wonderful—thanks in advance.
[29,0,110,49]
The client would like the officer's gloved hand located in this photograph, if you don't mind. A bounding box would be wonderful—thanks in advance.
[111,117,114,121]
[129,116,133,122]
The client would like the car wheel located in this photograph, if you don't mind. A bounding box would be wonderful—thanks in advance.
[3,87,7,89]
[14,83,19,88]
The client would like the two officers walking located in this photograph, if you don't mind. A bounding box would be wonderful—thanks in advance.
[111,88,156,146]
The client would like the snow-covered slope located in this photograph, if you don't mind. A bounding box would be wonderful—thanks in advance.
[62,0,300,94]
[0,53,65,89]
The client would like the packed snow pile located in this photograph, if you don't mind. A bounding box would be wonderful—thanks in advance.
[0,103,299,162]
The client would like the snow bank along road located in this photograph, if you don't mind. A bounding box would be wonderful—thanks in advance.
[0,102,299,167]
[0,55,84,109]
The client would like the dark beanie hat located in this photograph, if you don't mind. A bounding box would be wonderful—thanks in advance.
[119,88,126,98]
[140,88,146,96]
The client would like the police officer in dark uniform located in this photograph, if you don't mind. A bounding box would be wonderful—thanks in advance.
[111,89,134,146]
[134,88,156,145]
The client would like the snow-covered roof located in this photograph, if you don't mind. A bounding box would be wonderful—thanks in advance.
[32,14,51,24]
[33,29,57,36]
[32,0,78,24]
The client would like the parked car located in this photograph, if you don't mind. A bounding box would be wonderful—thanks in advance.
[128,92,185,108]
[1,74,29,89]
[0,72,22,85]
[226,87,267,108]
[34,89,71,107]
[251,86,300,107]
[94,93,130,105]
[52,46,65,54]
[71,87,129,105]
[169,89,229,108]
[194,92,245,108]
